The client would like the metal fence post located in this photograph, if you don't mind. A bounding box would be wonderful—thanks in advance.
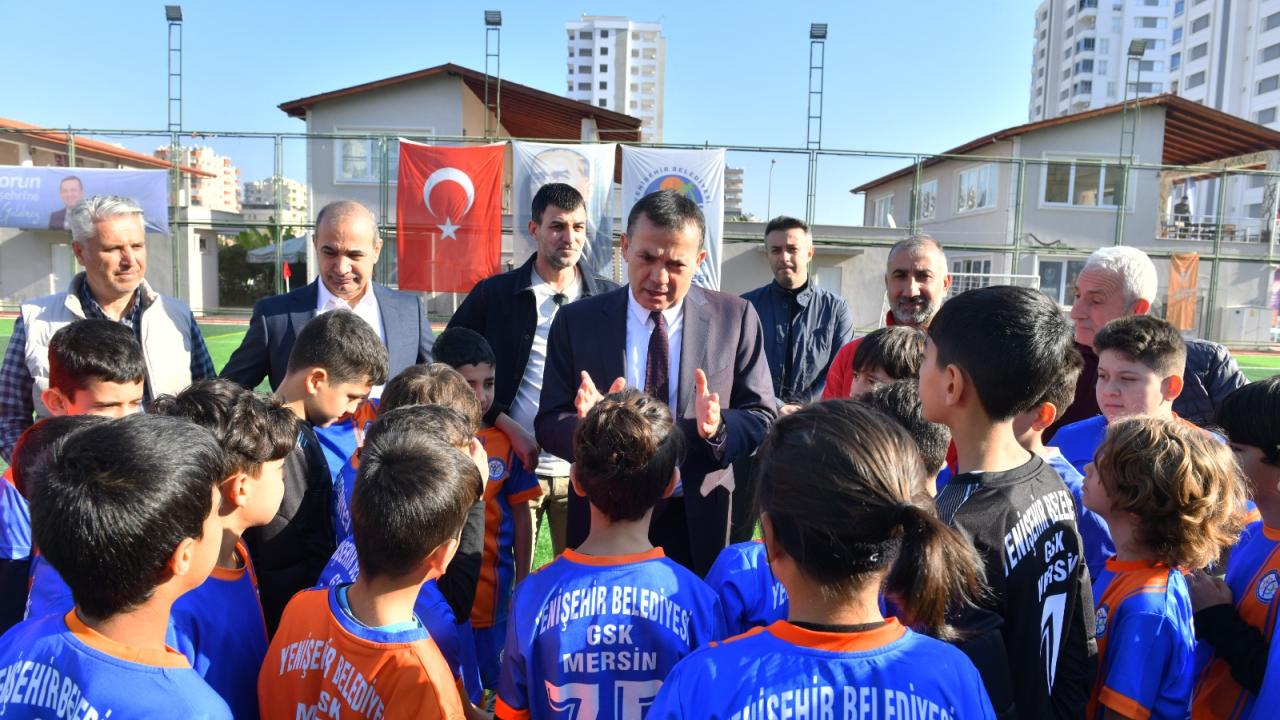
[1204,169,1229,341]
[1113,163,1130,245]
[1012,159,1026,271]
[273,134,285,295]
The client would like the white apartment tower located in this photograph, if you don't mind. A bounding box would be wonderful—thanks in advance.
[154,144,243,213]
[566,16,665,142]
[1030,0,1175,121]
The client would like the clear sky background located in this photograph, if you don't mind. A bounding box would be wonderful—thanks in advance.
[5,0,1038,224]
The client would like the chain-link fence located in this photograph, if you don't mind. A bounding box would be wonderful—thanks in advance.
[2,126,1278,345]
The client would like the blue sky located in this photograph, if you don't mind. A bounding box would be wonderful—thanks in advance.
[6,0,1037,224]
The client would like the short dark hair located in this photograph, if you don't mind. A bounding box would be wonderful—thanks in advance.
[48,319,146,394]
[367,404,475,452]
[380,364,482,433]
[31,415,224,619]
[625,190,706,249]
[432,327,496,370]
[532,183,586,224]
[756,401,985,640]
[574,389,686,522]
[352,431,480,579]
[927,285,1074,421]
[1035,345,1084,419]
[151,379,297,478]
[286,310,389,386]
[1094,314,1187,376]
[61,176,82,188]
[1217,376,1280,466]
[10,415,108,496]
[764,215,809,239]
[859,382,951,479]
[852,326,926,380]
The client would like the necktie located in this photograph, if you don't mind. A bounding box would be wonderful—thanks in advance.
[645,311,670,405]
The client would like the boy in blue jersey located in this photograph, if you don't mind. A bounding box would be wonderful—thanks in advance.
[1014,346,1115,582]
[316,402,491,719]
[1082,416,1246,719]
[253,309,388,633]
[435,327,542,693]
[151,378,297,719]
[1052,315,1189,477]
[649,400,994,720]
[19,319,146,624]
[496,389,725,720]
[260,425,481,719]
[0,414,232,718]
[1189,377,1280,718]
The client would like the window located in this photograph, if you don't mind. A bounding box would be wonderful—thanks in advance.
[1250,173,1269,188]
[1147,39,1167,50]
[1135,17,1167,28]
[1144,0,1164,5]
[578,82,590,90]
[579,48,592,57]
[599,64,608,72]
[336,132,427,184]
[578,65,590,73]
[1065,47,1074,60]
[598,99,607,107]
[1038,259,1089,304]
[1074,80,1094,95]
[1128,81,1162,93]
[1075,60,1094,74]
[1065,26,1075,38]
[1257,107,1277,124]
[1247,203,1265,219]
[1171,53,1181,70]
[1263,44,1280,63]
[1068,5,1076,16]
[1187,71,1206,88]
[1039,66,1046,77]
[631,49,639,58]
[1190,42,1208,60]
[957,164,997,213]
[918,180,938,220]
[600,29,608,38]
[1077,37,1096,52]
[630,82,639,91]
[1064,68,1072,80]
[1097,59,1109,74]
[1267,12,1280,31]
[1060,88,1071,100]
[1174,0,1185,16]
[1037,85,1045,96]
[1042,160,1124,207]
[600,47,608,56]
[599,80,608,90]
[1139,60,1163,72]
[950,258,995,294]
[872,194,895,227]
[1191,15,1210,33]
[1259,75,1280,94]
[1099,38,1110,53]
[578,31,592,40]
[1173,27,1184,43]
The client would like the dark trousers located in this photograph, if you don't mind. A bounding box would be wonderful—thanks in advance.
[566,483,732,577]
[728,453,760,544]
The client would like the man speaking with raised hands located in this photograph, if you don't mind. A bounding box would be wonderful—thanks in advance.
[536,190,776,575]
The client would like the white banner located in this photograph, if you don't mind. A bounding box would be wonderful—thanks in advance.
[621,146,725,290]
[512,141,616,277]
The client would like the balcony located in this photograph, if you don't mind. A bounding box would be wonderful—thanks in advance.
[1157,212,1266,243]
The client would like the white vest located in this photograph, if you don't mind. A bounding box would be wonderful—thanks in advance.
[21,274,195,418]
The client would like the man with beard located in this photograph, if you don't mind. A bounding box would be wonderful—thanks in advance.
[448,183,618,555]
[823,234,953,399]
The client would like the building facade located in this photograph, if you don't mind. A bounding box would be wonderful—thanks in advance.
[154,144,243,213]
[242,175,310,231]
[725,167,744,219]
[565,16,665,142]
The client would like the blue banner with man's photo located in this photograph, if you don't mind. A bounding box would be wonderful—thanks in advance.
[0,166,169,234]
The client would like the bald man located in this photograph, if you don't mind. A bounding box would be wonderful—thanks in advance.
[221,200,435,391]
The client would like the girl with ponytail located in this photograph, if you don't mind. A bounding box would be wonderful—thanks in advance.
[648,400,996,719]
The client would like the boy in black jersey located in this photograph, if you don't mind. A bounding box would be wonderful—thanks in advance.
[919,285,1096,720]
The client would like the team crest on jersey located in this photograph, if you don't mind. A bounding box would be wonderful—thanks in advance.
[488,457,506,480]
[1257,570,1280,604]
[1094,604,1109,638]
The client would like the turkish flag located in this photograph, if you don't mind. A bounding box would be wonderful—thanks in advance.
[396,140,505,292]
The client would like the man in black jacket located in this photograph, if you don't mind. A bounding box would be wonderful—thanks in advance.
[448,183,618,555]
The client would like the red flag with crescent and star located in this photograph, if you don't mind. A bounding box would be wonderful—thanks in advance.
[396,139,505,292]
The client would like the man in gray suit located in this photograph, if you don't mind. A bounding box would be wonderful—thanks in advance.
[536,190,777,575]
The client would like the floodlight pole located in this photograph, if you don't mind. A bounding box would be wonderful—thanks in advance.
[805,23,827,224]
[166,5,185,300]
[484,11,503,139]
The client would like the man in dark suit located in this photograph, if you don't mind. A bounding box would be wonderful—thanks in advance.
[536,190,776,575]
[220,200,435,391]
[48,176,84,230]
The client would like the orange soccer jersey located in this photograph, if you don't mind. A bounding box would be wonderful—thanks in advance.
[258,587,463,720]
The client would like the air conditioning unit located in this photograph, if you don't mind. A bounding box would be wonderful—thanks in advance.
[1218,305,1273,343]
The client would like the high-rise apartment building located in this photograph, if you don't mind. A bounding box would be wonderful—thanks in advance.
[566,16,665,142]
[1030,0,1175,121]
[154,144,242,213]
[241,175,310,230]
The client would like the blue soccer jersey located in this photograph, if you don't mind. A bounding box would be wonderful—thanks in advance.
[0,609,232,718]
[704,540,788,637]
[1051,414,1109,477]
[316,536,474,696]
[1089,560,1196,720]
[1192,523,1280,719]
[647,619,995,720]
[170,541,268,720]
[323,400,379,546]
[24,554,73,622]
[495,548,726,720]
[0,470,29,562]
[1042,447,1114,582]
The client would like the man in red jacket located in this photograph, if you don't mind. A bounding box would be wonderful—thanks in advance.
[823,234,952,399]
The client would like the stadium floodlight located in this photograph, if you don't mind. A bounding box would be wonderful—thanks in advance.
[1128,39,1148,57]
[164,5,183,22]
[485,10,502,27]
[809,23,828,40]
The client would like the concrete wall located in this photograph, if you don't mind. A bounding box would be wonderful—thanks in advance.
[0,227,177,307]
